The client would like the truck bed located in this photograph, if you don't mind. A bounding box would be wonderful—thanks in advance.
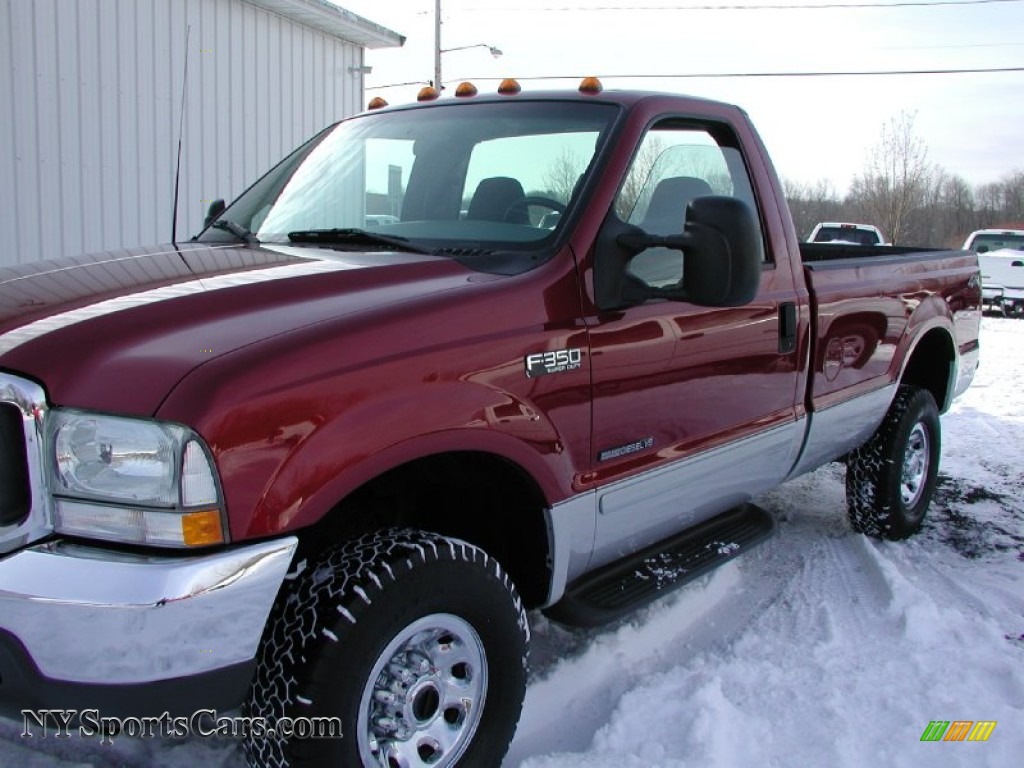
[799,242,959,264]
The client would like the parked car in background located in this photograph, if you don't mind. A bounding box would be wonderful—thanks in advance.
[962,228,1024,254]
[963,229,1024,315]
[808,222,886,246]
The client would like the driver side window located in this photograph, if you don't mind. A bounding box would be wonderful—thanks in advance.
[615,121,763,287]
[461,132,598,227]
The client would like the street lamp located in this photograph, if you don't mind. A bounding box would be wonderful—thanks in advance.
[433,0,502,90]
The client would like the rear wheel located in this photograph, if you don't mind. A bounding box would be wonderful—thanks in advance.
[243,528,529,767]
[845,385,941,540]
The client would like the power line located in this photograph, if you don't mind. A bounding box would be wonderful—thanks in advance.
[462,0,1021,11]
[367,65,1023,90]
[451,66,1024,81]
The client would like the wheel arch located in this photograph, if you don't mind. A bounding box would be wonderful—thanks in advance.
[292,447,556,609]
[897,325,957,413]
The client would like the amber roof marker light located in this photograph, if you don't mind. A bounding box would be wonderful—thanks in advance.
[455,82,479,97]
[417,86,441,102]
[497,78,522,96]
[579,77,604,94]
[367,96,389,110]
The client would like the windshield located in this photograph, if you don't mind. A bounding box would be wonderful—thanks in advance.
[970,233,1024,253]
[198,100,617,263]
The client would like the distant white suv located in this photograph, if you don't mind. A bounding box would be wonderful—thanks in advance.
[808,222,886,246]
[962,229,1024,315]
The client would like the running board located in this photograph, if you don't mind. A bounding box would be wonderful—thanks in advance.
[544,503,776,627]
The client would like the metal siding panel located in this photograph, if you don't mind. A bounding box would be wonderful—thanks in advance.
[303,25,313,138]
[32,0,62,262]
[226,0,242,202]
[314,25,325,131]
[3,0,364,265]
[344,42,360,119]
[211,0,229,216]
[167,0,188,244]
[286,17,299,152]
[10,0,41,264]
[76,0,105,255]
[117,0,139,247]
[256,8,272,173]
[270,11,282,165]
[98,0,122,248]
[243,2,257,187]
[132,0,157,245]
[186,0,215,241]
[0,1,17,266]
[56,0,84,258]
[151,0,174,245]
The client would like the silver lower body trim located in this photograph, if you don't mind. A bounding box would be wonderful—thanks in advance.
[543,493,597,607]
[954,345,979,401]
[0,536,296,684]
[785,384,897,480]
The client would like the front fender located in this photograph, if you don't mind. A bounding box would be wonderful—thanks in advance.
[242,380,573,538]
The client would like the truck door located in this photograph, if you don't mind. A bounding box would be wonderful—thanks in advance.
[583,118,803,568]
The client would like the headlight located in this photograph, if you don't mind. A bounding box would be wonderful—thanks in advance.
[49,409,226,547]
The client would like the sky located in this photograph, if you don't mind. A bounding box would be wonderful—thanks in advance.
[336,0,1024,195]
[3,313,1021,766]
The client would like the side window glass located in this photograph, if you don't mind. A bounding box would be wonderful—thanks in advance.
[614,122,765,288]
[461,132,599,229]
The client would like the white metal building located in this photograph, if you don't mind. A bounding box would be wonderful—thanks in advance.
[0,0,403,267]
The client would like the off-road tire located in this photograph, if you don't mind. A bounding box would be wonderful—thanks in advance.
[845,385,941,540]
[243,528,529,767]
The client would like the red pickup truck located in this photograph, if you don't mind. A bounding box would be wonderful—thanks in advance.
[0,82,980,766]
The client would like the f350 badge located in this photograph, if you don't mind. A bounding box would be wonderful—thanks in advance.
[525,348,583,378]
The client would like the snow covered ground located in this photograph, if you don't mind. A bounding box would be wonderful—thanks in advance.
[2,317,1021,767]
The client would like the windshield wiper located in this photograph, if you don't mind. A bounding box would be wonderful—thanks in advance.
[210,219,260,245]
[287,228,432,254]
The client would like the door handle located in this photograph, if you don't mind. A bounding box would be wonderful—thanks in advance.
[778,302,797,354]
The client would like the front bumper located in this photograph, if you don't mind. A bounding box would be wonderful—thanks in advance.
[0,536,296,716]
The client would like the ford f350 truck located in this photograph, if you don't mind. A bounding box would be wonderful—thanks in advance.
[0,80,981,767]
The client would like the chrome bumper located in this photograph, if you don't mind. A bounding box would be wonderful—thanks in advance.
[0,536,296,685]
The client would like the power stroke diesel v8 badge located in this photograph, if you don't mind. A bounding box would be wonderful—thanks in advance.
[524,348,583,378]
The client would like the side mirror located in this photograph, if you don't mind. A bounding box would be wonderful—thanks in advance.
[204,199,226,228]
[595,196,762,311]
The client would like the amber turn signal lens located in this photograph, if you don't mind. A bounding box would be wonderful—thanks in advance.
[497,78,522,95]
[367,96,388,110]
[579,77,603,94]
[417,86,441,102]
[181,509,225,547]
[455,82,478,97]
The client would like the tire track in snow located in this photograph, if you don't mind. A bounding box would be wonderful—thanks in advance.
[506,522,806,765]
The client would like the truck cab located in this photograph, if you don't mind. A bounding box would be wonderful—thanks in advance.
[808,221,887,246]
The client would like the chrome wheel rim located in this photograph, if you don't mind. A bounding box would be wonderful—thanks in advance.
[900,422,930,508]
[357,614,487,767]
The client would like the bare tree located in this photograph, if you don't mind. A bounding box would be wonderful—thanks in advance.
[614,136,668,219]
[783,177,843,240]
[542,148,586,204]
[850,111,934,245]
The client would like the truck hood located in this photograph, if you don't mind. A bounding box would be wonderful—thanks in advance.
[0,242,491,414]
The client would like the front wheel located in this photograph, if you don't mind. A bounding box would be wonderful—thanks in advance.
[243,529,529,767]
[845,385,941,540]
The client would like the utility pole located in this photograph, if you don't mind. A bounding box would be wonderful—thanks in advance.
[434,0,442,90]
